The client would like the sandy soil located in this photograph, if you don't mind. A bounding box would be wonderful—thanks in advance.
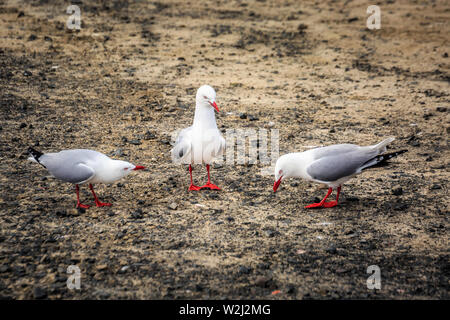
[0,0,448,299]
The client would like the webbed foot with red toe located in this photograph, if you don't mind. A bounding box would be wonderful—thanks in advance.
[76,202,91,209]
[200,183,221,190]
[189,184,202,191]
[304,187,341,209]
[323,201,338,208]
[95,201,112,207]
[304,202,324,209]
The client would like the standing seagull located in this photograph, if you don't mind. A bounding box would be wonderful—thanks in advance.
[28,147,145,209]
[273,137,407,208]
[171,85,225,191]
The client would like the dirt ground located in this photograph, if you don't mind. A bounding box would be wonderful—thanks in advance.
[0,0,448,300]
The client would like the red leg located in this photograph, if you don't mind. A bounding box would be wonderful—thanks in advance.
[89,184,112,207]
[200,164,221,190]
[188,164,201,191]
[75,184,90,209]
[305,187,333,208]
[305,186,341,209]
[323,186,340,208]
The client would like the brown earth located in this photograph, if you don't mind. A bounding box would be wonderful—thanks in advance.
[0,0,448,299]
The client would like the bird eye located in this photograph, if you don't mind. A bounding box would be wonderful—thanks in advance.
[203,95,208,99]
[124,168,128,171]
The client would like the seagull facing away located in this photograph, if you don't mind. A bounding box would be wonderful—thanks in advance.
[171,85,225,191]
[273,137,407,208]
[28,147,145,209]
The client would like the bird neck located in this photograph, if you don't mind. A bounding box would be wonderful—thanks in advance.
[284,153,310,179]
[101,159,130,183]
[193,102,217,129]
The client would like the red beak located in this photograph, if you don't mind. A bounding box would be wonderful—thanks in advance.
[133,165,146,171]
[210,101,219,112]
[273,176,282,192]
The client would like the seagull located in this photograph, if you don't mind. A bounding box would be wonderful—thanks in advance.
[27,147,145,209]
[171,85,225,191]
[273,137,407,208]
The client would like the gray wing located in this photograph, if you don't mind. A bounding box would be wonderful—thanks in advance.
[40,150,98,183]
[310,144,361,160]
[307,149,378,182]
[50,163,95,183]
[171,127,192,163]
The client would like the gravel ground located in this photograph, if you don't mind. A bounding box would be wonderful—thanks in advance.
[0,0,448,299]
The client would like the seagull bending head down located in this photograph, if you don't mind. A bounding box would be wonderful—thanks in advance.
[273,137,407,208]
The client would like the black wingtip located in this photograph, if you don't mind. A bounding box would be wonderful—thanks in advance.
[362,149,408,170]
[28,147,43,162]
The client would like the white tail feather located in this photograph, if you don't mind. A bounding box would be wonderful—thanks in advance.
[373,137,395,153]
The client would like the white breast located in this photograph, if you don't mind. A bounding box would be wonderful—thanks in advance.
[189,127,224,164]
[84,157,119,184]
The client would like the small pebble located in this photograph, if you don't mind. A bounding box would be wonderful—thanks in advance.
[168,202,178,210]
[392,187,403,196]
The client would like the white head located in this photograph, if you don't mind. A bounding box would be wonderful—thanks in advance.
[107,160,145,182]
[196,85,219,112]
[273,154,300,192]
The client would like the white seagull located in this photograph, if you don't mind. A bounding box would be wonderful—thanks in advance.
[171,85,225,191]
[273,137,407,208]
[28,147,145,209]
